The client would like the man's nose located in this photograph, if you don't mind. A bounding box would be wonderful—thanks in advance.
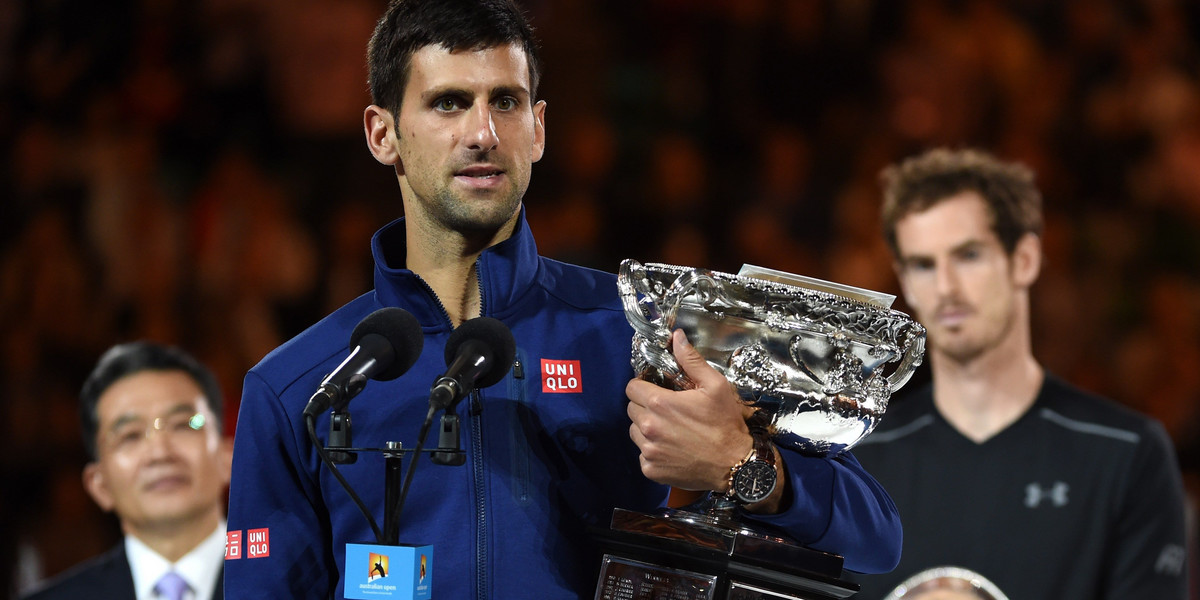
[935,260,959,297]
[465,104,499,152]
[144,423,179,458]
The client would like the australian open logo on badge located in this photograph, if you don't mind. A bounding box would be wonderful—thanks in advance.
[345,543,432,600]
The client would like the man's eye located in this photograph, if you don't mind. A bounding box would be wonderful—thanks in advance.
[115,430,142,445]
[958,248,981,262]
[435,98,459,111]
[494,97,516,110]
[163,413,205,433]
[188,413,206,431]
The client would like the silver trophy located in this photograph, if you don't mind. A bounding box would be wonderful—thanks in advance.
[884,567,1010,600]
[618,260,926,524]
[594,260,926,600]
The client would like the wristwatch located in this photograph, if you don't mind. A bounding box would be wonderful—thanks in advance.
[726,431,778,505]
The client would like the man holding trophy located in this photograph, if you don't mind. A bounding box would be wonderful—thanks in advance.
[225,1,907,599]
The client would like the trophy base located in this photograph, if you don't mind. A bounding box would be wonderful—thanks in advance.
[592,508,858,600]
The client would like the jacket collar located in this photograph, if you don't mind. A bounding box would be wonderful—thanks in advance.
[371,207,540,329]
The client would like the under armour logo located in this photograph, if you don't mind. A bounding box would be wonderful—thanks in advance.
[1155,544,1186,576]
[1024,481,1069,508]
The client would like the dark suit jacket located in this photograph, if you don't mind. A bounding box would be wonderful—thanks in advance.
[20,544,224,600]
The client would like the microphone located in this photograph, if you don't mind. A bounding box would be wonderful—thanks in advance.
[428,317,515,411]
[303,307,424,419]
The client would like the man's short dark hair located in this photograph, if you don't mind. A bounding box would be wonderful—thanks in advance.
[80,342,223,460]
[880,148,1044,258]
[367,0,542,119]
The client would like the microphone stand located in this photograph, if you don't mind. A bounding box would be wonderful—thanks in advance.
[383,441,404,545]
[308,428,466,546]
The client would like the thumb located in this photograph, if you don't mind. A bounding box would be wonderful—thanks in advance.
[670,329,728,392]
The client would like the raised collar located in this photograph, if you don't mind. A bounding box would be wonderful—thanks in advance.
[370,207,540,330]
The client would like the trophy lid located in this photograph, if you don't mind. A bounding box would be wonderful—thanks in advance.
[737,264,896,309]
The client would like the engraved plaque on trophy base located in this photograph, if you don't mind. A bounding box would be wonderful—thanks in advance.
[593,509,858,600]
[596,556,718,600]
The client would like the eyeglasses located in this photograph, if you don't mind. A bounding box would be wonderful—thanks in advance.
[101,411,208,455]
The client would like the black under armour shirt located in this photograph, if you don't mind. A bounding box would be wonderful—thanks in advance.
[848,373,1189,600]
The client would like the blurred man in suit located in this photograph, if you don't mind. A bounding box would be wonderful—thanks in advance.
[22,342,231,600]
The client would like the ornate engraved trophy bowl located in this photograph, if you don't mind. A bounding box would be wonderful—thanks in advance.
[618,259,926,458]
[592,260,927,600]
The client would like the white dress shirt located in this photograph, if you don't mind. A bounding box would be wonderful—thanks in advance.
[126,522,226,600]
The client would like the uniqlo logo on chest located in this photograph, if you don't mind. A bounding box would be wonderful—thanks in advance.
[541,359,582,393]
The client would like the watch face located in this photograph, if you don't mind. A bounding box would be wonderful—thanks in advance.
[733,460,777,504]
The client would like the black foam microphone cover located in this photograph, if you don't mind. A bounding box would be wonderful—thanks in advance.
[352,307,424,381]
[443,316,516,389]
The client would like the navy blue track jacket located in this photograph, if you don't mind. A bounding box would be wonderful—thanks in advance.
[225,211,901,599]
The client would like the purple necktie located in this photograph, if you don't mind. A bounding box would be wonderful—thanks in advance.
[155,571,190,600]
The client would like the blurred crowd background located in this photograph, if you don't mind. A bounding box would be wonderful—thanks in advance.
[3,0,1200,597]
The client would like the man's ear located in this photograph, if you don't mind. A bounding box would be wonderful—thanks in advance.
[1011,233,1042,288]
[364,105,400,168]
[218,436,233,486]
[530,100,547,163]
[82,462,115,512]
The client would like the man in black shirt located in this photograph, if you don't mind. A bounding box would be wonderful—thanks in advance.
[849,148,1189,599]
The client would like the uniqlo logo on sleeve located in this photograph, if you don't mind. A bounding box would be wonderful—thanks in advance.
[247,528,270,558]
[541,359,582,393]
[225,530,242,560]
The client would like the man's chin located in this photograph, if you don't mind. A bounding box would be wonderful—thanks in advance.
[446,203,522,234]
[931,331,984,362]
[936,342,986,364]
[135,491,203,515]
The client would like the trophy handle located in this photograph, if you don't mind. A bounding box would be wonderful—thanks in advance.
[618,260,684,385]
[618,259,712,390]
[659,267,718,330]
[618,259,669,343]
[884,324,926,393]
[617,259,719,336]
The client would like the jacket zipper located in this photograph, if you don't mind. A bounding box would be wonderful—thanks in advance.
[470,263,488,600]
[413,264,491,599]
[471,388,487,600]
